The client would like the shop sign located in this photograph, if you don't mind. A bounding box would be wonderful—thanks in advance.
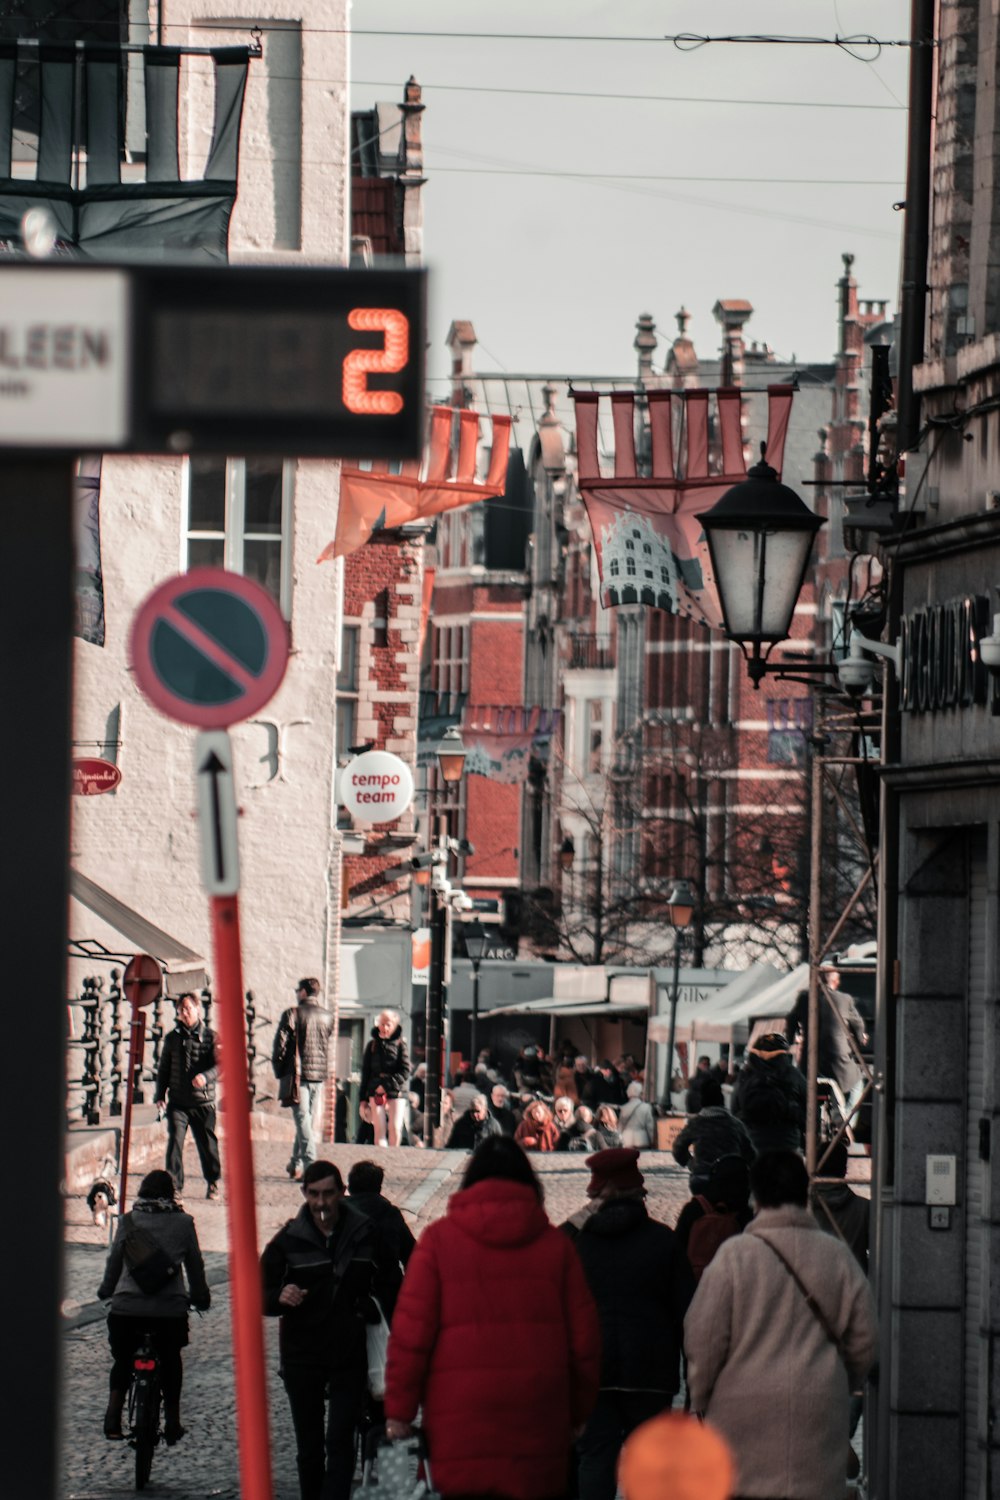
[72,757,121,795]
[341,750,414,823]
[899,593,994,714]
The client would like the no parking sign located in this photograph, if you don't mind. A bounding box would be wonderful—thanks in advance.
[128,567,288,728]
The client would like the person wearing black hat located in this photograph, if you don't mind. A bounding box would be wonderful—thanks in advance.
[731,1031,807,1156]
[561,1149,695,1500]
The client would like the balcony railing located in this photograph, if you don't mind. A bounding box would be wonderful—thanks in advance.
[567,635,615,671]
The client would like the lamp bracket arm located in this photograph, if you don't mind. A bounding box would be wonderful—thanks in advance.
[848,629,902,676]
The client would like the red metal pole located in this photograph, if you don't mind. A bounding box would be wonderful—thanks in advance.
[210,892,273,1500]
[118,1008,146,1211]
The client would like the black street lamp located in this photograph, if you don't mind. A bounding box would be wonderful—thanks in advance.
[463,919,489,1067]
[424,726,468,1145]
[697,449,826,688]
[662,878,698,1111]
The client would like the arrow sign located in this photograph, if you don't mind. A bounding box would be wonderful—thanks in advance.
[195,730,240,895]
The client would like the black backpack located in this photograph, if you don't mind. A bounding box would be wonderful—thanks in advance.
[123,1220,181,1295]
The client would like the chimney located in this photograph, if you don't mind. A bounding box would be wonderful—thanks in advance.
[634,312,657,385]
[712,299,754,387]
[446,320,477,407]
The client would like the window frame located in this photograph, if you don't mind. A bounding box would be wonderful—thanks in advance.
[182,456,295,618]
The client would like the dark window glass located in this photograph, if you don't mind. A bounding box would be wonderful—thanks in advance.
[244,459,284,534]
[338,625,360,692]
[188,457,227,533]
[188,536,225,570]
[243,538,282,601]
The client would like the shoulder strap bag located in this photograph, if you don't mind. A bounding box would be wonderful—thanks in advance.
[755,1233,845,1362]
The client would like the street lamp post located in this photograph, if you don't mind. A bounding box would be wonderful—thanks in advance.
[424,727,466,1146]
[463,919,488,1068]
[662,878,698,1111]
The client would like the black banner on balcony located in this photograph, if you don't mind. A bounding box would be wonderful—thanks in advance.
[0,42,250,262]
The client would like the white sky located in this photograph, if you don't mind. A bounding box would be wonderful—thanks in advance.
[350,1,911,390]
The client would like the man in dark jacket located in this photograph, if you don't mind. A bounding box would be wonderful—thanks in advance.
[488,1083,517,1135]
[685,1056,724,1113]
[731,1033,807,1155]
[346,1158,416,1304]
[261,1160,401,1500]
[672,1105,755,1191]
[273,978,335,1180]
[154,992,221,1198]
[561,1148,694,1500]
[448,1093,502,1150]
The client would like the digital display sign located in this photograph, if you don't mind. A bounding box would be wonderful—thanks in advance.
[132,265,426,458]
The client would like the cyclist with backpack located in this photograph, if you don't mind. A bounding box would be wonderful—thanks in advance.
[97,1168,210,1444]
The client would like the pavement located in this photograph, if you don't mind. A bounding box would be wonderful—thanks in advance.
[60,1117,871,1499]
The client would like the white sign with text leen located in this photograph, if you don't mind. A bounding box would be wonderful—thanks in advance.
[0,269,129,447]
[341,750,414,823]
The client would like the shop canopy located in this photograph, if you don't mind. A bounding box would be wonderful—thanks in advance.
[481,968,654,1019]
[69,869,207,991]
[689,962,809,1039]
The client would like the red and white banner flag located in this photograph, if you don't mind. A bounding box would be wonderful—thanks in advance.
[572,386,794,628]
[318,407,512,561]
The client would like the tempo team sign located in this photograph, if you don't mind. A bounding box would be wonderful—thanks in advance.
[340,750,414,823]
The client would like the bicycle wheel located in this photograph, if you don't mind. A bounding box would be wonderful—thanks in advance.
[131,1375,160,1491]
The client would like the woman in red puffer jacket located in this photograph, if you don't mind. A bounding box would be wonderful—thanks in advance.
[384,1138,601,1499]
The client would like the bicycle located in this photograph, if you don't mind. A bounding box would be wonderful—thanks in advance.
[127,1331,162,1491]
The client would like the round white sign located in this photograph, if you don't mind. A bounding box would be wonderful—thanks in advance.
[341,751,414,823]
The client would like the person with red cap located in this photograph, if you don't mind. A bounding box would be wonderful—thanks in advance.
[561,1148,695,1500]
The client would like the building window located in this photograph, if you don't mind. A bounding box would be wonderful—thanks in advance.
[585,699,603,773]
[184,456,294,617]
[625,539,635,552]
[610,558,620,577]
[626,556,636,576]
[336,622,361,828]
[660,567,670,583]
[643,543,652,555]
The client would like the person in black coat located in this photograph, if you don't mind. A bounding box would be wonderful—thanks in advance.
[360,1010,411,1147]
[448,1093,502,1150]
[154,992,221,1197]
[561,1149,694,1500]
[346,1158,416,1313]
[731,1033,807,1155]
[488,1084,518,1136]
[685,1056,724,1113]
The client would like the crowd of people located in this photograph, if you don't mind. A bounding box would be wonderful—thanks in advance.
[94,976,875,1500]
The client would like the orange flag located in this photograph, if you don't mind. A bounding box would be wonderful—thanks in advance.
[318,408,512,562]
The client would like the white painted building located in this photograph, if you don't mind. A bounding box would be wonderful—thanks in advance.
[69,1,357,1087]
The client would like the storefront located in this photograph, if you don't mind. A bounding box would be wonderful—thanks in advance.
[873,501,1000,1496]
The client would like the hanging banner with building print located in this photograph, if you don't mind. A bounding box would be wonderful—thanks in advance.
[73,456,104,646]
[319,407,512,561]
[416,690,467,770]
[766,696,813,766]
[463,706,562,785]
[0,42,250,259]
[572,386,794,629]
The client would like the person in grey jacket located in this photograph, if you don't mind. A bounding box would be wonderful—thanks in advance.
[97,1169,210,1444]
[273,978,336,1179]
[154,992,221,1198]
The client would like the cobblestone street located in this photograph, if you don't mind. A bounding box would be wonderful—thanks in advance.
[61,1135,694,1499]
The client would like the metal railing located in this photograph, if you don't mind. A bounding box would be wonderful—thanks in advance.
[67,975,263,1126]
[567,634,615,671]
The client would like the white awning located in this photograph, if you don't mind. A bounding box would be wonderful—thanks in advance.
[647,961,785,1042]
[691,962,809,1035]
[69,870,207,988]
[480,996,649,1020]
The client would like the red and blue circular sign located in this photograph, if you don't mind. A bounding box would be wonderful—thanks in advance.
[129,568,289,728]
